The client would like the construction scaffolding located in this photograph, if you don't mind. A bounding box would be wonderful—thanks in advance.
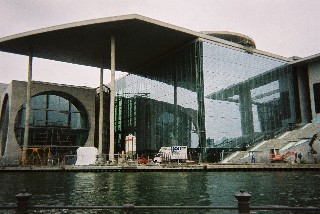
[16,126,88,165]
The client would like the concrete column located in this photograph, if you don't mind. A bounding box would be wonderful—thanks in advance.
[109,36,115,161]
[98,67,104,160]
[297,66,311,123]
[22,53,33,165]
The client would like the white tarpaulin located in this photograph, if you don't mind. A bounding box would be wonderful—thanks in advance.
[75,147,98,165]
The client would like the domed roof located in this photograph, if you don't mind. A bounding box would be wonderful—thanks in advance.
[201,31,256,48]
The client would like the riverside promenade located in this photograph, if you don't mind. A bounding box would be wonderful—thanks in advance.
[1,163,320,172]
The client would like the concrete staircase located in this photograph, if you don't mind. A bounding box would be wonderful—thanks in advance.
[223,123,320,164]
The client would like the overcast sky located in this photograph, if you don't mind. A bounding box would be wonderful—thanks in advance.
[1,0,320,87]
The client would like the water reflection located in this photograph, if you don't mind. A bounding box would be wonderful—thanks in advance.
[1,172,320,213]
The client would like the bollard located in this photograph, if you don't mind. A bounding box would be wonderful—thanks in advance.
[15,190,32,214]
[123,204,134,214]
[234,190,251,214]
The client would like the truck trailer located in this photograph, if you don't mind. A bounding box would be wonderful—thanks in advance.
[153,146,188,163]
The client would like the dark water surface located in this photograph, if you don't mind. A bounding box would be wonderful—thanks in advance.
[1,171,320,213]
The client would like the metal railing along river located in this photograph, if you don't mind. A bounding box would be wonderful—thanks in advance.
[1,190,320,213]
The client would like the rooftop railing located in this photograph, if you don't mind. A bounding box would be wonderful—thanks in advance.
[1,190,320,213]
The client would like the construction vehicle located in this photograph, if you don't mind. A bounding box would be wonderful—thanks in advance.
[153,146,188,163]
[269,149,297,163]
[137,157,149,164]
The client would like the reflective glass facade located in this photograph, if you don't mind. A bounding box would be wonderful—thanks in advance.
[115,41,200,153]
[115,38,296,158]
[202,40,294,148]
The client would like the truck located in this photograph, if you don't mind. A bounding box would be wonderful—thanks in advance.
[153,146,188,163]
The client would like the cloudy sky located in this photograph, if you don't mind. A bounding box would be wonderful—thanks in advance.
[1,0,320,87]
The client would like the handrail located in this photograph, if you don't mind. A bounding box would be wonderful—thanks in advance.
[2,190,319,213]
[29,205,238,210]
[251,206,320,211]
[2,204,320,212]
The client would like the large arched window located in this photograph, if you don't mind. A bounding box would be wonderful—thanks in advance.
[14,92,89,158]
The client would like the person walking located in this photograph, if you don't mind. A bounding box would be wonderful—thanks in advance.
[294,152,297,163]
[251,153,256,163]
[298,153,302,163]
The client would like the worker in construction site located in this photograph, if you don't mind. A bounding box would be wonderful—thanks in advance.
[251,153,256,163]
[309,134,318,154]
[298,153,302,163]
[313,154,317,164]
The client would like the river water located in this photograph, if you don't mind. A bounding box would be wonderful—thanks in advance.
[1,171,320,213]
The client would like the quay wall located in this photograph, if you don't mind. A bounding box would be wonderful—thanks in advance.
[1,164,320,172]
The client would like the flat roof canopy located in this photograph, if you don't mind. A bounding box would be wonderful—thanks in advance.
[0,14,203,73]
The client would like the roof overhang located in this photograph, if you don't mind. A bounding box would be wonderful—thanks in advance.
[0,14,291,74]
[0,14,203,73]
[290,52,320,66]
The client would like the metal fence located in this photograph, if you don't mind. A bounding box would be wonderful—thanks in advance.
[1,190,320,213]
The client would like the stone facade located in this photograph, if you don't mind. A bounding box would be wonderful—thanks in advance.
[308,62,320,123]
[0,80,96,164]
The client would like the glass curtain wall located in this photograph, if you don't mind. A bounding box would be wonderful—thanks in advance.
[114,38,296,159]
[115,41,200,154]
[202,40,295,149]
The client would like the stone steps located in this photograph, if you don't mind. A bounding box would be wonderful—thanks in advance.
[225,123,320,164]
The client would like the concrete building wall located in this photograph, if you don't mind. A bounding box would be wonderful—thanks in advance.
[2,83,19,161]
[0,84,9,127]
[297,65,311,123]
[308,62,320,123]
[0,83,8,97]
[0,83,9,125]
[1,80,96,162]
[0,86,10,158]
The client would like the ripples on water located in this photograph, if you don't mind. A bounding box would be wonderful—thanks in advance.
[1,171,320,213]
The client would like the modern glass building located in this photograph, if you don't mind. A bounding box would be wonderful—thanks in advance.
[0,14,318,163]
[113,36,297,161]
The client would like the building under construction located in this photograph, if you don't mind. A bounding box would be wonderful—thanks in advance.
[1,15,320,164]
[0,80,96,164]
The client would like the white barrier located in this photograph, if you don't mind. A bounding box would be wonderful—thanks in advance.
[75,147,98,165]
